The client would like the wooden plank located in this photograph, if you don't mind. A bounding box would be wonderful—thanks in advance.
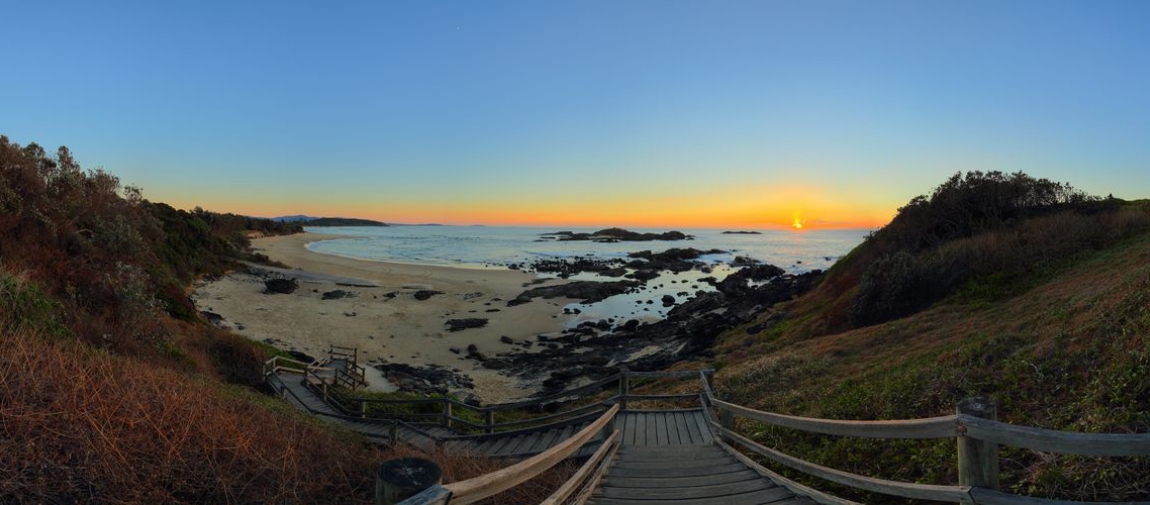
[605,462,749,479]
[499,434,533,456]
[482,433,515,456]
[644,412,658,446]
[713,398,958,440]
[597,480,777,500]
[602,469,761,488]
[540,430,620,505]
[611,456,736,471]
[961,415,1150,457]
[612,449,730,462]
[687,411,714,445]
[655,412,669,446]
[588,489,792,505]
[527,428,563,454]
[684,409,705,444]
[715,438,859,505]
[665,411,683,445]
[622,412,638,446]
[718,424,972,502]
[443,404,619,505]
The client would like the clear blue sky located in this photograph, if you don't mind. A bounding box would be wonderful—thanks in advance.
[3,1,1148,228]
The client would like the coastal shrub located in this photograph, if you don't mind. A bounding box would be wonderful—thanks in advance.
[0,136,301,361]
[840,172,1150,328]
[0,269,71,339]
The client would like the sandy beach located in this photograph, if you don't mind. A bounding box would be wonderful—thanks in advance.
[192,232,577,403]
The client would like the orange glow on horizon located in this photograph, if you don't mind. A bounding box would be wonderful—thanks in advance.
[162,182,896,231]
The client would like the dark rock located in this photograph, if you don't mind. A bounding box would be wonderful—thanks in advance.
[200,311,225,326]
[511,280,640,305]
[467,344,478,353]
[499,336,514,344]
[483,358,510,370]
[322,289,357,300]
[264,277,299,294]
[449,347,462,355]
[661,295,676,307]
[414,290,444,301]
[374,363,474,395]
[446,318,488,332]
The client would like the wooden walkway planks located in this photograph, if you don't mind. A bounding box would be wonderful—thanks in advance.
[615,410,714,446]
[589,444,814,505]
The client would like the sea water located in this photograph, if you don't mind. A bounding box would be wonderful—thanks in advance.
[304,226,869,327]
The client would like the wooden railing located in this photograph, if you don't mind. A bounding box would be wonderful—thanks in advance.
[272,360,1150,504]
[396,404,621,505]
[384,368,1149,504]
[700,370,1150,505]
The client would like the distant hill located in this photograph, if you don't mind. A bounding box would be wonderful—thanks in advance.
[306,217,388,227]
[271,214,315,222]
[271,215,389,227]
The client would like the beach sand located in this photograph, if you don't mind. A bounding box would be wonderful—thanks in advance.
[191,232,576,403]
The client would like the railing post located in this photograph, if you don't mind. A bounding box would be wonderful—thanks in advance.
[361,400,367,419]
[618,367,630,410]
[600,401,617,442]
[389,422,399,444]
[485,410,494,434]
[444,399,452,430]
[720,406,735,444]
[957,396,1000,492]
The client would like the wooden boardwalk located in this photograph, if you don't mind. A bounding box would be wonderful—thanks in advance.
[589,445,814,505]
[267,362,819,504]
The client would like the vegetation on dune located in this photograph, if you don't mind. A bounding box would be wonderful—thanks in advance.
[0,135,303,356]
[708,171,1150,502]
[0,136,573,503]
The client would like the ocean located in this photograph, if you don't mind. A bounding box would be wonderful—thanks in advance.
[304,225,870,326]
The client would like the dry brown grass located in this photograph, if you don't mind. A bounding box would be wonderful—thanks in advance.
[0,327,580,504]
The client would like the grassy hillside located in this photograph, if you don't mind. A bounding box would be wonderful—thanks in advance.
[707,173,1150,501]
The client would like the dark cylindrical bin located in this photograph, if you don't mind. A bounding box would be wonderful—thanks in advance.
[375,458,442,505]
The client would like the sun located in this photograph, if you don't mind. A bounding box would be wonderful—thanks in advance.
[791,213,805,230]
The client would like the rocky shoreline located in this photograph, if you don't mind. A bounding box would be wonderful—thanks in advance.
[375,246,823,402]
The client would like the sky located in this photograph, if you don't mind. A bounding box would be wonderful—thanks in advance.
[3,1,1148,229]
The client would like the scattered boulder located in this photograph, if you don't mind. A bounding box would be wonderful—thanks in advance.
[322,289,357,300]
[446,318,488,332]
[200,310,226,327]
[264,277,299,294]
[414,290,444,301]
[511,280,640,306]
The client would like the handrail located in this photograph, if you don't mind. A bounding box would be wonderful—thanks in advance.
[439,408,608,443]
[439,404,620,504]
[960,415,1150,457]
[714,422,974,502]
[712,397,959,439]
[540,429,621,505]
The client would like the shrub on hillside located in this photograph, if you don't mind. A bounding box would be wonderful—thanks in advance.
[0,135,301,360]
[841,172,1139,328]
